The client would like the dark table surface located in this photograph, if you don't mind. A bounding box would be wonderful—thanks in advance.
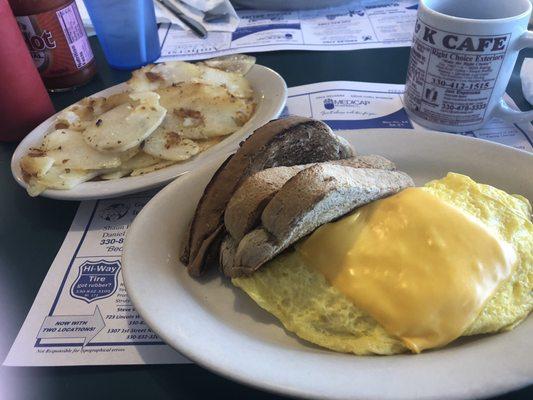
[1,37,532,400]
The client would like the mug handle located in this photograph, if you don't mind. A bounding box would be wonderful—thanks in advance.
[494,30,533,123]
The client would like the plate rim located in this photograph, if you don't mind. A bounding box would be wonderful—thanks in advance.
[10,64,287,201]
[122,129,533,400]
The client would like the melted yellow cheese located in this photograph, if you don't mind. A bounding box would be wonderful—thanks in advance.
[297,187,517,353]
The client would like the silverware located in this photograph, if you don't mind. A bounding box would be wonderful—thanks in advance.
[155,0,208,39]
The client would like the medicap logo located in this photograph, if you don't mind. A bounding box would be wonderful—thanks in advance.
[70,260,121,303]
[322,97,371,110]
[323,98,335,110]
[311,91,412,130]
[314,92,377,120]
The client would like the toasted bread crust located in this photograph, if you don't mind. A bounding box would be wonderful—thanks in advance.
[227,166,414,277]
[183,116,354,276]
[224,165,307,242]
[224,155,396,243]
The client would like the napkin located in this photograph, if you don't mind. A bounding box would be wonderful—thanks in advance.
[155,0,239,33]
[180,0,224,12]
[76,0,239,36]
[521,58,533,106]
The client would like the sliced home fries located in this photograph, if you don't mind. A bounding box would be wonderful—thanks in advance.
[42,129,125,169]
[128,59,254,99]
[197,54,256,75]
[20,55,257,196]
[156,83,255,140]
[24,166,99,197]
[128,61,202,93]
[143,130,200,161]
[82,92,166,152]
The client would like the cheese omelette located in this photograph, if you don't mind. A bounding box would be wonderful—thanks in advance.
[232,173,532,355]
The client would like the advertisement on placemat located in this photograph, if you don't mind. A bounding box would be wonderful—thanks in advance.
[157,1,419,60]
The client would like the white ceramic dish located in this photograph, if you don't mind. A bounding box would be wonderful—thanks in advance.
[10,64,287,200]
[122,129,533,400]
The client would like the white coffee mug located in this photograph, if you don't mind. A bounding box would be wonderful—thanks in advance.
[404,0,533,132]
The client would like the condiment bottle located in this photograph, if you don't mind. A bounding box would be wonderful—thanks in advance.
[8,0,96,91]
[0,0,55,142]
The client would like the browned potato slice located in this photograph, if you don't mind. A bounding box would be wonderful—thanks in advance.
[127,60,254,99]
[42,129,123,170]
[130,160,177,176]
[196,65,254,99]
[26,167,100,196]
[143,129,200,161]
[127,61,202,92]
[82,92,166,152]
[156,83,254,140]
[55,92,132,131]
[20,153,54,178]
[198,54,256,75]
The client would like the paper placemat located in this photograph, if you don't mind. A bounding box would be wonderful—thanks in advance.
[157,0,419,60]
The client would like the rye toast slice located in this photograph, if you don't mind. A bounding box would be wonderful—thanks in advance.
[183,116,354,276]
[228,165,414,277]
[224,155,396,242]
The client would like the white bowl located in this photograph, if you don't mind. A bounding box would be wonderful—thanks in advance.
[11,64,287,200]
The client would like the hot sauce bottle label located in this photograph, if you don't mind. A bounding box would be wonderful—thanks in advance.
[16,0,94,78]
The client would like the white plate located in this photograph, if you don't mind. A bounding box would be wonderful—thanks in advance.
[10,65,287,200]
[122,129,533,400]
